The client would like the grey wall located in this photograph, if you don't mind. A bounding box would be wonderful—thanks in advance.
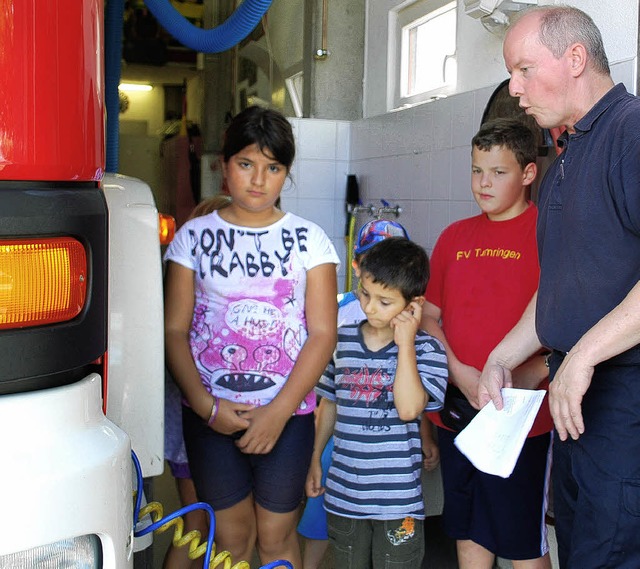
[305,0,365,120]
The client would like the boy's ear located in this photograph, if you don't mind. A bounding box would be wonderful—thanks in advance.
[522,162,537,186]
[352,260,361,277]
[412,296,425,306]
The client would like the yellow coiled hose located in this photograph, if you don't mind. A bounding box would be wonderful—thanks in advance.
[138,500,250,569]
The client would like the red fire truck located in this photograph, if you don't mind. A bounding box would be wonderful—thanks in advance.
[0,0,283,566]
[0,1,166,566]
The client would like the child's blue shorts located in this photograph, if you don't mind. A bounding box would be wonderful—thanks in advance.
[297,435,334,540]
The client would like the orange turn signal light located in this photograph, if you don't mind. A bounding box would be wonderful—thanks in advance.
[158,213,176,245]
[0,237,87,330]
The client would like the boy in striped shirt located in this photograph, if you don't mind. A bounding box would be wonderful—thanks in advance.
[305,237,447,568]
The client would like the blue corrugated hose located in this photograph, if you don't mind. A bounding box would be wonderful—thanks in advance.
[144,0,272,53]
[131,450,292,569]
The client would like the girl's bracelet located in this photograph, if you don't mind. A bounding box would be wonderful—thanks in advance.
[207,396,220,427]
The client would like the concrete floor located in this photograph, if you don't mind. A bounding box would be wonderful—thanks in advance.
[138,464,558,569]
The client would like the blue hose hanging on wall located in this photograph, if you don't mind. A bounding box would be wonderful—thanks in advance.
[104,0,273,173]
[144,0,273,53]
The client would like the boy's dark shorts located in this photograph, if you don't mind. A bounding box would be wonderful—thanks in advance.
[438,427,552,560]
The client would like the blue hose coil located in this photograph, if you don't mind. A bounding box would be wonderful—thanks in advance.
[144,0,273,53]
[131,450,292,569]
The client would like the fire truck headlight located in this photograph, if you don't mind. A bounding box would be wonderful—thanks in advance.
[0,535,102,567]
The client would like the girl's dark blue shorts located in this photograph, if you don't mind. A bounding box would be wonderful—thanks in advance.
[183,406,314,513]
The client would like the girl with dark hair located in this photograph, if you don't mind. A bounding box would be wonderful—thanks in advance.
[164,106,339,567]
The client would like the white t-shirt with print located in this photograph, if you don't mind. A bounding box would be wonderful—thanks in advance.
[164,210,340,415]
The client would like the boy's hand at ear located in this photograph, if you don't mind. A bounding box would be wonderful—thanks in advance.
[392,300,429,420]
[391,300,423,347]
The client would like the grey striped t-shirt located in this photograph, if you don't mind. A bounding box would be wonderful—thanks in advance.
[316,323,447,520]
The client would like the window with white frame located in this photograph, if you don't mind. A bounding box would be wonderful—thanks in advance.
[390,0,457,110]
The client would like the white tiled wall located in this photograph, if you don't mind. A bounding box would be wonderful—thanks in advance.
[351,87,501,257]
[284,118,351,286]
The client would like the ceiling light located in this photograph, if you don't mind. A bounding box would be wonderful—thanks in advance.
[118,83,153,92]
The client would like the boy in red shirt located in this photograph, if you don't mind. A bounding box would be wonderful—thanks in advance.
[422,118,553,569]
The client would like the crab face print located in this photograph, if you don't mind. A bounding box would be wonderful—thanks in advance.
[191,264,314,409]
[194,296,308,406]
[211,343,280,394]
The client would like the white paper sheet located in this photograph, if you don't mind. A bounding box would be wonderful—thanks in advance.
[454,388,546,478]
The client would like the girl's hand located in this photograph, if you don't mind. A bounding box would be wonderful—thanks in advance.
[234,404,289,454]
[208,398,253,435]
[391,301,422,348]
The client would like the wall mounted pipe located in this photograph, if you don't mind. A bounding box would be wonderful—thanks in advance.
[314,0,329,60]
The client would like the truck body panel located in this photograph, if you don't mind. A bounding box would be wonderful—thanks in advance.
[0,375,132,567]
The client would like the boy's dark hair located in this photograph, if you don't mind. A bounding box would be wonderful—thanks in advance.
[472,118,537,170]
[358,237,429,302]
[222,105,295,170]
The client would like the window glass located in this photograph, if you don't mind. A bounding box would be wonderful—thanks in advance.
[391,0,457,109]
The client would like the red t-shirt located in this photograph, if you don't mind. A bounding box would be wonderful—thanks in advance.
[425,204,552,436]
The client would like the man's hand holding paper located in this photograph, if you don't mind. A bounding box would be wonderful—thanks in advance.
[454,388,546,478]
